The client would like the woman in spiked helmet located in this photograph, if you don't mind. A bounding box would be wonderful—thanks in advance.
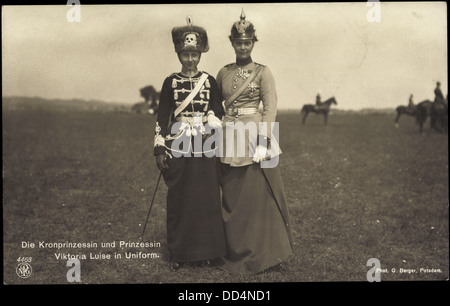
[215,10,293,274]
[153,17,226,270]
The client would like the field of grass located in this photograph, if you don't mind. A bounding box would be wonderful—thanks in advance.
[3,107,448,285]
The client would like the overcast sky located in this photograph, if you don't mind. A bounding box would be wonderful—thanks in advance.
[2,2,447,110]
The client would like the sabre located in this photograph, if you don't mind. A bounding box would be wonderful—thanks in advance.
[140,171,163,239]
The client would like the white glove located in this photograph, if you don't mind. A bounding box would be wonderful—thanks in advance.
[252,145,268,163]
[207,113,222,129]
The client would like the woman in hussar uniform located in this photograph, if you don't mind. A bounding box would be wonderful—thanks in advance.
[154,17,226,270]
[216,11,293,274]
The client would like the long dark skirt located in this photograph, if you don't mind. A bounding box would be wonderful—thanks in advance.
[162,155,226,263]
[218,163,293,274]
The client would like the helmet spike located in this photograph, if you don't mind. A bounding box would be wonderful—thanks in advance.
[240,8,245,21]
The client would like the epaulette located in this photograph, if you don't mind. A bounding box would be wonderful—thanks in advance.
[224,63,234,68]
[254,62,266,67]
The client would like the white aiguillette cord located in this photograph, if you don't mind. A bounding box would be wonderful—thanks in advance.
[173,73,209,118]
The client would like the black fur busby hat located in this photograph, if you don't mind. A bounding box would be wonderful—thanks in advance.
[172,16,209,53]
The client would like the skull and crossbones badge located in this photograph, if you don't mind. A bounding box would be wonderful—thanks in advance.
[184,33,198,46]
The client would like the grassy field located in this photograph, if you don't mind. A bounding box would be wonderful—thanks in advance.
[3,107,448,285]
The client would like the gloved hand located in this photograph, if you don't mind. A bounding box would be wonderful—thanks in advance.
[252,145,268,163]
[155,153,169,172]
[207,113,222,129]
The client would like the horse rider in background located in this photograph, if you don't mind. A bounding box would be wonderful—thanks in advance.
[434,82,444,104]
[408,94,414,109]
[315,93,322,110]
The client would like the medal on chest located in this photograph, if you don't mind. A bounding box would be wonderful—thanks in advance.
[247,82,258,98]
[237,68,251,79]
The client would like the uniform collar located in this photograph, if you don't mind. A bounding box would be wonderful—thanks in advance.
[178,71,202,78]
[236,56,252,66]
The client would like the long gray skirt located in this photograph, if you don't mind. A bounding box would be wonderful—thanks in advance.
[218,163,293,274]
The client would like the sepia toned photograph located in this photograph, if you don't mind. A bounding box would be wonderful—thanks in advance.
[2,2,448,293]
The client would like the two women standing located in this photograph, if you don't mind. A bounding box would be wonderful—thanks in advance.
[154,11,293,275]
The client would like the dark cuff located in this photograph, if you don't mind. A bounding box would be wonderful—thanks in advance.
[257,134,271,148]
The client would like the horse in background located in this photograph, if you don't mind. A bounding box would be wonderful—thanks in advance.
[394,105,417,128]
[301,97,338,125]
[416,96,448,133]
[430,96,448,133]
[416,100,435,133]
[132,85,160,115]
